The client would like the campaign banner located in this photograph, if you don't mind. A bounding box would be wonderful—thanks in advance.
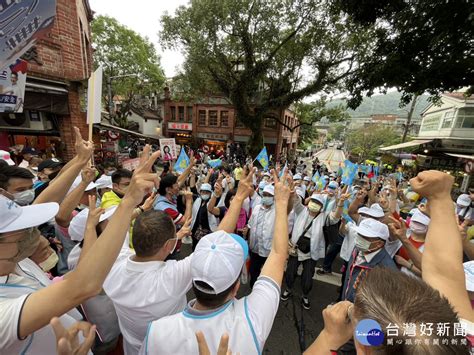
[87,66,103,124]
[159,138,177,161]
[0,59,27,113]
[0,0,56,68]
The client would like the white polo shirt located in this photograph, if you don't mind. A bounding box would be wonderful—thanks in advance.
[140,275,280,354]
[0,258,83,354]
[103,247,193,355]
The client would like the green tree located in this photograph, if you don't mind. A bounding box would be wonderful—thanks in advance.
[346,125,400,161]
[297,100,348,149]
[91,15,165,127]
[160,0,373,155]
[327,123,346,142]
[332,0,474,107]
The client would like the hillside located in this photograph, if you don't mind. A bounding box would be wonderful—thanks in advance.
[329,92,431,118]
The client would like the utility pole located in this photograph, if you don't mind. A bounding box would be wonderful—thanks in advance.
[402,94,419,143]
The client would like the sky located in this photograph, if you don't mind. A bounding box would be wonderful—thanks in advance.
[88,0,188,78]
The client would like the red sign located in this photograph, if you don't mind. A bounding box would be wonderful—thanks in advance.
[168,122,192,131]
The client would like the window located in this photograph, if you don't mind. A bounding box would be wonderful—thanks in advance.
[220,111,229,127]
[187,106,193,121]
[198,110,206,126]
[178,106,185,121]
[264,117,277,129]
[441,110,455,129]
[170,106,176,121]
[455,107,474,129]
[209,110,218,126]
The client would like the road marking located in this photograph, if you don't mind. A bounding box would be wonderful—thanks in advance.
[296,265,342,286]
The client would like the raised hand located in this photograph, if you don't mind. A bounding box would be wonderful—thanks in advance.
[80,167,96,185]
[50,317,96,355]
[214,182,223,197]
[272,169,290,204]
[122,145,161,208]
[235,167,255,201]
[319,301,354,351]
[388,216,408,242]
[73,127,94,164]
[409,170,454,200]
[184,189,194,202]
[394,255,411,268]
[177,217,192,239]
[141,192,157,212]
[196,331,233,355]
[86,195,104,228]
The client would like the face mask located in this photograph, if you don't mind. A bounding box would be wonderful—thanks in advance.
[308,201,322,213]
[39,250,59,272]
[106,170,116,176]
[13,189,35,206]
[262,196,274,206]
[201,193,210,201]
[0,228,40,263]
[409,222,428,235]
[355,234,373,252]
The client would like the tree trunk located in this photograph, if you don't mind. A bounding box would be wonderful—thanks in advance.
[243,114,264,157]
[402,94,419,143]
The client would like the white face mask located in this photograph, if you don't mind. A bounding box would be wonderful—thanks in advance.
[262,196,274,206]
[39,250,59,272]
[409,222,428,235]
[355,234,373,252]
[201,193,210,201]
[308,201,322,213]
[13,189,35,206]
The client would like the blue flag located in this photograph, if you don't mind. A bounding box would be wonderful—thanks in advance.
[207,158,222,169]
[279,163,288,178]
[312,171,327,190]
[174,148,190,174]
[342,199,354,223]
[255,147,269,170]
[342,160,358,186]
[359,164,370,175]
[312,171,320,184]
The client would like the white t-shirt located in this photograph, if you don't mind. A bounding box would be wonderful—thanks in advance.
[140,276,280,354]
[0,258,83,354]
[103,246,193,355]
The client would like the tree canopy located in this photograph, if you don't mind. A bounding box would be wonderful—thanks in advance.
[346,125,400,161]
[160,0,373,154]
[333,0,474,107]
[91,15,165,127]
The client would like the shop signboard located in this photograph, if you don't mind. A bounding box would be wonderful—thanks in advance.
[159,138,177,161]
[122,158,141,171]
[168,122,192,131]
[0,59,27,113]
[197,133,228,141]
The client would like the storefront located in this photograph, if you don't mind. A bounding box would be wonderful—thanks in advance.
[197,132,229,153]
[0,77,70,161]
[166,122,193,145]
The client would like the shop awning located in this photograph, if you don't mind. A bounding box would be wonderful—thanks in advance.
[26,82,68,95]
[97,122,161,141]
[445,153,474,160]
[380,139,433,151]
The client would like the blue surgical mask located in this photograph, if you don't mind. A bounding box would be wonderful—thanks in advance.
[262,196,274,206]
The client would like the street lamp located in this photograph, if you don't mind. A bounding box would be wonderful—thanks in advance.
[107,73,139,117]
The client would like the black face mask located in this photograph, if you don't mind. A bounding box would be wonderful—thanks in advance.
[114,190,125,198]
[48,170,60,181]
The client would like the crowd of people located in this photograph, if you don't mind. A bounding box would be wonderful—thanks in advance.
[0,128,473,354]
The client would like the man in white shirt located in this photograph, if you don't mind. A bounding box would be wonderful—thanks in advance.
[102,210,192,355]
[140,169,292,354]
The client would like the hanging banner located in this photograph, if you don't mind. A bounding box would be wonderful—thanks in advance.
[0,0,57,68]
[86,66,103,124]
[0,59,27,112]
[159,138,177,161]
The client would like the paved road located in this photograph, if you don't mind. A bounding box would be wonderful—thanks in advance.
[314,147,346,172]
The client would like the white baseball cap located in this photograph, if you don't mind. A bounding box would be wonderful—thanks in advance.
[95,175,113,189]
[191,230,249,294]
[296,186,306,199]
[410,209,430,226]
[328,181,339,189]
[329,172,336,178]
[263,185,274,196]
[293,174,302,180]
[358,203,385,219]
[0,150,14,166]
[323,175,329,180]
[200,183,213,193]
[0,194,59,233]
[67,175,97,195]
[310,193,326,206]
[355,218,390,240]
[303,176,311,182]
[463,261,474,292]
[68,206,117,241]
[457,194,471,207]
[263,171,271,177]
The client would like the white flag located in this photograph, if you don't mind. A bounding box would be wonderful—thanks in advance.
[87,66,103,124]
